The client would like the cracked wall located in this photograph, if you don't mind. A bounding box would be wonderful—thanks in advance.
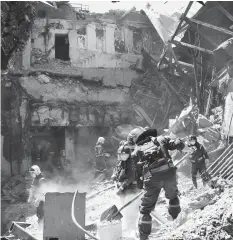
[26,13,163,70]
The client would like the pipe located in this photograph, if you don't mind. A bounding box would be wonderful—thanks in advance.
[225,166,233,177]
[208,144,233,174]
[72,189,99,240]
[87,185,115,201]
[226,169,233,179]
[207,143,233,172]
[219,154,233,174]
[207,145,228,171]
[222,157,233,177]
[210,148,233,176]
[227,171,233,180]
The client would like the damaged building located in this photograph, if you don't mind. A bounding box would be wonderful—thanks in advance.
[2,1,233,179]
[2,2,167,178]
[1,1,233,240]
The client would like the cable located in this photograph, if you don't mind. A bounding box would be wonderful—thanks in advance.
[71,189,100,240]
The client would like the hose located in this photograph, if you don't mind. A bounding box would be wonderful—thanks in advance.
[71,189,100,240]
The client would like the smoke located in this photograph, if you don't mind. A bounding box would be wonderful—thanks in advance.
[34,166,95,202]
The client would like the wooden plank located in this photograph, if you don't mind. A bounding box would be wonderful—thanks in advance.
[158,2,193,69]
[184,17,218,48]
[193,58,201,111]
[205,88,213,116]
[215,2,233,22]
[186,17,233,36]
[178,61,194,68]
[174,40,214,54]
[172,40,206,67]
[170,2,194,42]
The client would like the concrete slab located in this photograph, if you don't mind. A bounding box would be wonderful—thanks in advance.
[43,192,86,240]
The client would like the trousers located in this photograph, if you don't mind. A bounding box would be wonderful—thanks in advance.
[36,200,44,220]
[191,159,207,188]
[138,168,181,240]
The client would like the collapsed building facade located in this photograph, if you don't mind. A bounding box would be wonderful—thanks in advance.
[2,1,233,179]
[2,2,167,177]
[1,2,233,240]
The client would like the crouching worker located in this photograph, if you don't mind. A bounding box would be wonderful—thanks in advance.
[111,144,140,236]
[188,135,211,188]
[135,135,185,240]
[28,165,46,225]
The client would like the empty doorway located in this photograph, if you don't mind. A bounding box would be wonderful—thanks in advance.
[55,34,69,61]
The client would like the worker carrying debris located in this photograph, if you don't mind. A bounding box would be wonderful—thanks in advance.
[28,165,46,224]
[111,143,140,235]
[94,137,110,177]
[133,132,185,240]
[188,135,211,188]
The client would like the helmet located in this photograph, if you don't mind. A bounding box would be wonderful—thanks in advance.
[188,135,197,146]
[97,137,105,145]
[189,135,197,141]
[117,145,130,161]
[29,165,41,176]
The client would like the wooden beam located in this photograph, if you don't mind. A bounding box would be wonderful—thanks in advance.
[178,61,194,68]
[158,2,193,69]
[170,2,194,42]
[168,43,185,77]
[184,17,218,48]
[215,2,233,22]
[193,58,201,110]
[172,41,206,68]
[160,74,188,105]
[173,40,214,54]
[186,17,233,36]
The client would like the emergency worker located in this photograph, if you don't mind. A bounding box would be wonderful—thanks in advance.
[94,137,110,176]
[188,135,211,188]
[112,144,140,236]
[135,135,185,240]
[28,165,46,223]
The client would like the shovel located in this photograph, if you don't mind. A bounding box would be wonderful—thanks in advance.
[100,153,190,222]
[100,190,144,222]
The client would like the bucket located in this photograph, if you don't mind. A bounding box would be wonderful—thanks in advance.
[97,220,122,240]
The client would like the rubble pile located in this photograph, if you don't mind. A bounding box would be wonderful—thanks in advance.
[152,178,233,240]
[1,175,30,203]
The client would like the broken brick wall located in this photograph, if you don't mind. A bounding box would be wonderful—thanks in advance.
[1,75,32,177]
[28,12,163,69]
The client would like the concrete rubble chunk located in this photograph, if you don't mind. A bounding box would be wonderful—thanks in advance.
[197,114,213,129]
[37,74,50,84]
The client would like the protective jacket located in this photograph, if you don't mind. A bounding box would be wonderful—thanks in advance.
[137,136,184,176]
[114,157,136,191]
[188,142,209,164]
